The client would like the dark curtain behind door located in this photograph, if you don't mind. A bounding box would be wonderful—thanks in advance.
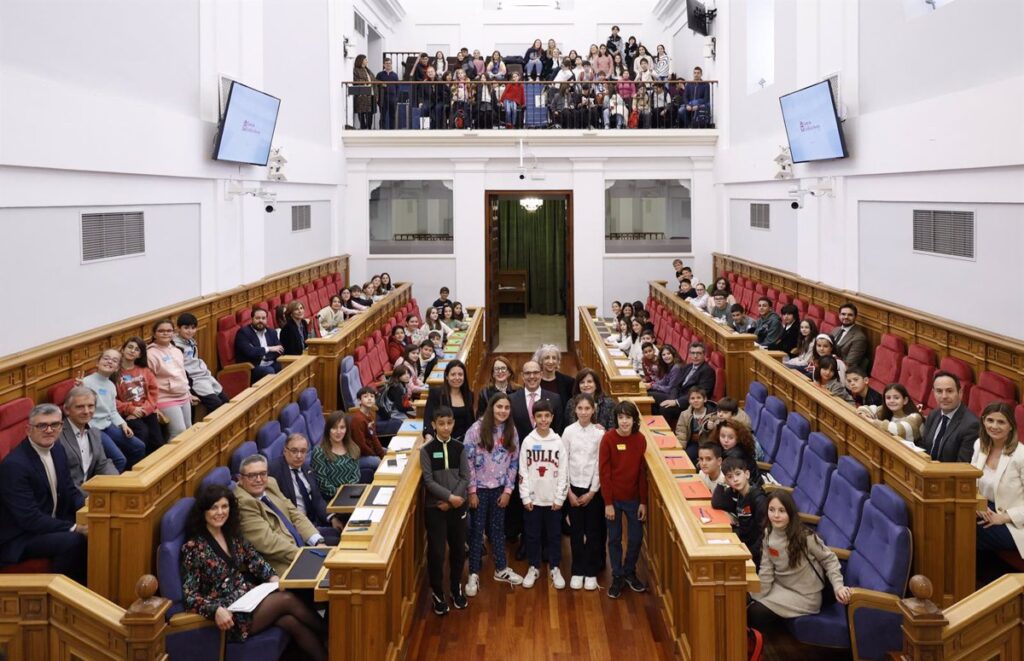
[498,199,566,315]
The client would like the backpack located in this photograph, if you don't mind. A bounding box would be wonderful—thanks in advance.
[628,109,639,128]
[375,384,394,419]
[454,108,466,129]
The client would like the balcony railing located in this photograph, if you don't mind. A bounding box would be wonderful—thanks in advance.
[341,78,717,131]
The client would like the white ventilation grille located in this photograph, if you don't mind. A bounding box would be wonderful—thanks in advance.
[291,205,312,232]
[353,12,366,36]
[82,212,145,262]
[750,203,770,230]
[913,209,974,259]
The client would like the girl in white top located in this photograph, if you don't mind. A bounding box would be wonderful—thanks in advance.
[653,44,671,80]
[690,282,710,312]
[970,402,1024,561]
[423,306,454,339]
[563,394,605,591]
[605,317,634,355]
[628,317,645,370]
[316,295,346,336]
[856,383,924,443]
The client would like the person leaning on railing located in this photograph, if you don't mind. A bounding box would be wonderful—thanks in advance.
[376,57,399,130]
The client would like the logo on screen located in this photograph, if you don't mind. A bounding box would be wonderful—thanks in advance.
[242,120,261,135]
[799,120,820,133]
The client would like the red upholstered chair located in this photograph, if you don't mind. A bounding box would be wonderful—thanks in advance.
[806,303,824,323]
[216,315,239,368]
[304,283,316,295]
[236,308,252,327]
[356,347,375,387]
[967,372,1018,417]
[900,345,938,407]
[47,379,77,407]
[754,283,767,296]
[0,397,34,462]
[792,298,807,317]
[214,315,251,396]
[281,291,293,304]
[926,357,975,412]
[823,310,840,328]
[871,334,907,386]
[1015,404,1024,436]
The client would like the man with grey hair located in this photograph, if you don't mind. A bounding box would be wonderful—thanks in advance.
[59,386,119,496]
[233,453,325,575]
[0,403,88,582]
[268,433,342,545]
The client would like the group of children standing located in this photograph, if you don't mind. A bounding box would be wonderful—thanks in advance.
[420,393,649,614]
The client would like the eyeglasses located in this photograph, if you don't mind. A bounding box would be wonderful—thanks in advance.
[240,471,268,480]
[285,447,308,455]
[31,422,63,432]
[522,370,541,376]
[493,366,509,373]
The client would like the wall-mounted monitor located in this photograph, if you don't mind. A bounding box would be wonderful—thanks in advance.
[779,80,848,163]
[686,0,714,37]
[213,81,281,166]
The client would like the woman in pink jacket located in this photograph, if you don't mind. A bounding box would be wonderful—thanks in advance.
[147,319,194,440]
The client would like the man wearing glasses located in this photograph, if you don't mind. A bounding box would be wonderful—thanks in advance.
[268,434,342,545]
[234,453,326,575]
[0,403,88,583]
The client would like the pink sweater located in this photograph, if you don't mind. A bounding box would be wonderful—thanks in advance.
[146,343,191,406]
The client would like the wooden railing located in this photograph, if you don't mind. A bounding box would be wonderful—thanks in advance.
[635,414,760,660]
[750,350,981,605]
[0,255,348,406]
[898,573,1024,660]
[0,573,169,660]
[649,281,758,400]
[713,253,1024,396]
[82,356,318,606]
[576,306,653,413]
[306,283,413,410]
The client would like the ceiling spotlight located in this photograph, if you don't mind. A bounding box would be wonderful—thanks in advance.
[520,197,543,212]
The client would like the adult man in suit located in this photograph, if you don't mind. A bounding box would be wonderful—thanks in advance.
[59,386,118,497]
[269,433,342,546]
[657,342,717,429]
[918,372,979,463]
[234,306,284,382]
[830,302,871,372]
[234,454,325,575]
[0,404,88,582]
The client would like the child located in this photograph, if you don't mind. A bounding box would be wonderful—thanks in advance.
[815,356,854,404]
[173,313,230,412]
[499,71,524,128]
[432,286,451,311]
[696,441,727,492]
[711,457,768,567]
[640,341,660,384]
[845,368,883,407]
[715,396,752,430]
[428,331,444,359]
[385,364,415,417]
[562,394,606,590]
[673,386,716,464]
[519,399,569,589]
[463,393,524,596]
[421,406,470,615]
[349,386,387,468]
[856,382,924,443]
[599,400,648,598]
[713,419,762,486]
[610,300,621,319]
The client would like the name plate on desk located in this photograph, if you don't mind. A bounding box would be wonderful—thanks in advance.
[280,547,330,589]
[327,484,368,514]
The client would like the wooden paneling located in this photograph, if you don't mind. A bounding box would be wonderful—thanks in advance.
[714,253,1024,398]
[576,306,653,413]
[0,256,348,406]
[649,281,758,401]
[750,351,981,606]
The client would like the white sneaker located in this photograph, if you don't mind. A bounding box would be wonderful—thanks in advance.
[550,567,566,590]
[570,575,584,590]
[494,567,524,586]
[584,576,599,591]
[465,573,479,597]
[523,566,541,589]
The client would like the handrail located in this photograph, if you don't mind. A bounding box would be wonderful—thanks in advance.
[0,255,347,405]
[340,78,721,85]
[575,306,653,412]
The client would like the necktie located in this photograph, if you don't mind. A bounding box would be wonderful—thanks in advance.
[528,392,537,425]
[292,468,313,515]
[931,415,950,460]
[261,495,305,546]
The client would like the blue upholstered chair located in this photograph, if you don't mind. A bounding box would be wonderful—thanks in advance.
[297,387,325,446]
[754,396,787,462]
[811,456,871,555]
[767,413,810,487]
[744,381,768,432]
[230,441,259,478]
[791,433,837,516]
[256,421,285,453]
[340,356,362,411]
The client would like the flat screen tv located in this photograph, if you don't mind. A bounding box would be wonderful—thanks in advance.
[213,81,281,166]
[779,80,848,163]
[686,0,712,37]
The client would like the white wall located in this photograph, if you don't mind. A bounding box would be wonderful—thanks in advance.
[263,200,333,274]
[366,256,456,312]
[727,196,798,273]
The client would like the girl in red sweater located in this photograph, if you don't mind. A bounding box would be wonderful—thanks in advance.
[599,400,649,599]
[500,71,525,128]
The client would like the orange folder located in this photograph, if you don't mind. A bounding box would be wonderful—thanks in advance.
[645,415,671,430]
[690,505,732,526]
[664,454,695,473]
[677,478,712,500]
[651,431,680,450]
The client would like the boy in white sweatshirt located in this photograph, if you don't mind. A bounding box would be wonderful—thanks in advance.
[519,399,569,590]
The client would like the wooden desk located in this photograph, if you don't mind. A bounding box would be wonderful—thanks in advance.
[496,270,528,317]
[576,306,653,413]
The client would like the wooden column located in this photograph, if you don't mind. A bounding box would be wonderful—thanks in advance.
[121,575,171,661]
[898,576,948,661]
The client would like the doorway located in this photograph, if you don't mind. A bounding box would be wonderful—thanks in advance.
[484,191,574,353]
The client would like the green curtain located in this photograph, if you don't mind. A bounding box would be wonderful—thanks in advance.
[498,199,567,315]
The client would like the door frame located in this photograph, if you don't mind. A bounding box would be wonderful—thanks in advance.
[484,190,575,352]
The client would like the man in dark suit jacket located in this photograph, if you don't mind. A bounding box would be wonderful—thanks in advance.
[918,372,980,463]
[59,386,118,497]
[658,343,716,429]
[234,306,284,381]
[830,303,871,372]
[268,434,342,545]
[0,404,88,582]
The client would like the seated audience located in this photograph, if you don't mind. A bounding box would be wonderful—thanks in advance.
[697,441,727,492]
[385,364,416,417]
[350,285,374,308]
[674,386,717,463]
[424,306,453,341]
[81,348,135,470]
[442,304,469,332]
[707,291,732,322]
[814,356,854,404]
[777,304,800,356]
[708,277,736,306]
[712,419,761,485]
[748,491,851,627]
[754,297,783,349]
[657,342,716,429]
[273,304,288,329]
[610,300,622,319]
[311,411,362,496]
[387,325,408,365]
[564,368,616,430]
[116,337,166,456]
[535,344,575,407]
[349,387,388,470]
[640,341,661,385]
[423,360,475,443]
[783,319,819,370]
[857,383,924,443]
[414,341,439,393]
[920,371,979,463]
[280,301,311,356]
[605,318,635,357]
[728,304,757,334]
[690,282,709,311]
[148,319,194,440]
[60,385,118,495]
[235,306,284,381]
[477,355,519,418]
[807,334,847,384]
[180,483,326,659]
[268,433,342,544]
[174,313,231,412]
[433,286,452,310]
[234,454,326,575]
[830,303,871,372]
[339,287,367,317]
[676,277,697,300]
[379,272,395,292]
[716,397,753,430]
[0,403,87,582]
[845,367,883,407]
[407,313,428,346]
[316,295,346,336]
[712,457,768,567]
[647,344,685,410]
[970,402,1024,562]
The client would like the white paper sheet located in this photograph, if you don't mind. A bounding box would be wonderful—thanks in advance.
[228,582,279,613]
[372,487,395,506]
[377,454,408,474]
[618,369,638,376]
[351,507,386,523]
[389,436,416,452]
[608,349,625,357]
[613,360,632,367]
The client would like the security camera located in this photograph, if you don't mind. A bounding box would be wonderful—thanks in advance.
[265,203,276,213]
[518,172,525,180]
[790,200,802,210]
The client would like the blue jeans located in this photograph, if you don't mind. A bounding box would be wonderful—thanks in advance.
[100,432,126,472]
[607,499,643,578]
[101,425,145,470]
[503,101,518,127]
[525,59,543,78]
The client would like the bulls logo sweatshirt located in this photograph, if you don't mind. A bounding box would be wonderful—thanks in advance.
[518,429,569,508]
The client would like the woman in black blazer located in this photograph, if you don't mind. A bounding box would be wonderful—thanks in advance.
[534,344,575,406]
[280,300,311,355]
[423,360,475,442]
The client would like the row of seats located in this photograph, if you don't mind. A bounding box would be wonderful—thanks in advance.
[726,275,842,334]
[342,299,423,409]
[645,298,726,400]
[744,381,912,659]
